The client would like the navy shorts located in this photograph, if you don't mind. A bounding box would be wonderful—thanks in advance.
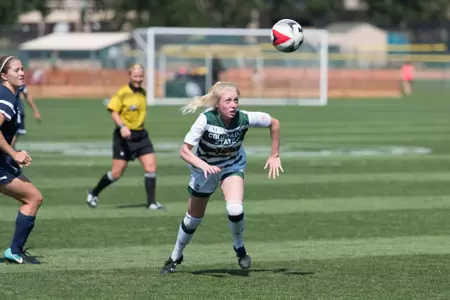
[0,159,22,185]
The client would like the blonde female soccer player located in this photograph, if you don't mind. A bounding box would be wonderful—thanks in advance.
[87,64,163,210]
[160,81,283,274]
[0,55,43,264]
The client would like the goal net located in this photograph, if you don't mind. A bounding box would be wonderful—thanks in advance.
[131,27,328,106]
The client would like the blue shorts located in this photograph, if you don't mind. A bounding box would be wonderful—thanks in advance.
[0,160,22,185]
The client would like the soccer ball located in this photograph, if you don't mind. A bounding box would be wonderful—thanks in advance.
[271,19,304,53]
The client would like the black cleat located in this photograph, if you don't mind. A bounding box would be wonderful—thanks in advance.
[234,246,251,269]
[160,255,183,274]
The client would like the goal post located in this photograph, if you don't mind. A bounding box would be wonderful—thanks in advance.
[131,26,328,106]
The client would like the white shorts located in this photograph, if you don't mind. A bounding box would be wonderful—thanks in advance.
[187,161,246,197]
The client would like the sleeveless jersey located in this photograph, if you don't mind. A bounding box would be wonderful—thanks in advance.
[184,109,272,168]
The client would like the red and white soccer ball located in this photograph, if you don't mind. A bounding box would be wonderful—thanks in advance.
[271,19,304,53]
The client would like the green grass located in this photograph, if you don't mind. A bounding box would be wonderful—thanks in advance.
[1,92,450,299]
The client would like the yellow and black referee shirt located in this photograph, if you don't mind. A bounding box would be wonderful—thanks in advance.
[107,84,147,131]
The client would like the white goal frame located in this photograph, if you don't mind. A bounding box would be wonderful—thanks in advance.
[132,27,329,106]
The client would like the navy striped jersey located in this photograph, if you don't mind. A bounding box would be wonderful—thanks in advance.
[17,84,28,95]
[16,85,27,115]
[184,109,272,167]
[0,84,21,161]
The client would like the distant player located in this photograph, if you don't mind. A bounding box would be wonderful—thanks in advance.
[16,84,41,135]
[401,61,414,96]
[160,81,283,274]
[11,84,41,148]
[0,55,43,264]
[87,64,163,210]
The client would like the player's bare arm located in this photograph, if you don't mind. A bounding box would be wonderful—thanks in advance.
[180,142,221,178]
[0,114,16,158]
[110,110,130,139]
[24,92,41,121]
[0,113,30,165]
[264,117,283,179]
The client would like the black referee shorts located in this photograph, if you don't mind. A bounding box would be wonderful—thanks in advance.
[112,128,155,161]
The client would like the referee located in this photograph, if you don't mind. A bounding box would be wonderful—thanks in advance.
[87,64,163,210]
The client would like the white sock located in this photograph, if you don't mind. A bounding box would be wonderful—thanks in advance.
[226,202,245,249]
[229,218,245,249]
[170,213,202,261]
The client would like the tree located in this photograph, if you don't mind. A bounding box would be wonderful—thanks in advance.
[362,0,449,28]
[304,0,344,23]
[195,0,269,27]
[264,0,345,27]
[0,0,49,32]
[0,0,25,24]
[95,0,269,29]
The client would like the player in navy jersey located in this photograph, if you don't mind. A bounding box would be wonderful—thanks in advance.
[11,84,41,148]
[160,82,283,274]
[15,84,41,136]
[0,56,43,264]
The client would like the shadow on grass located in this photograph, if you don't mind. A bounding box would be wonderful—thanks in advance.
[0,254,44,265]
[116,204,148,209]
[189,268,314,278]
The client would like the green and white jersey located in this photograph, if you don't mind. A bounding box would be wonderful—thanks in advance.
[184,109,272,168]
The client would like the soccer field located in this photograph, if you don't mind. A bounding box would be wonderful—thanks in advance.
[1,93,450,299]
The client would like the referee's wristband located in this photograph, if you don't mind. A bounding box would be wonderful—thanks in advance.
[119,124,126,128]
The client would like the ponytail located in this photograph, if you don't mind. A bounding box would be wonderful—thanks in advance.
[181,93,214,115]
[181,81,239,115]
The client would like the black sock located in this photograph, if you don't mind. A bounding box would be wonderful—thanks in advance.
[10,211,36,254]
[92,171,115,196]
[145,172,156,206]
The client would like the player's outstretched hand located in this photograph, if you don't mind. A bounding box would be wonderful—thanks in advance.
[13,150,32,167]
[264,156,284,179]
[34,112,41,123]
[202,165,221,178]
